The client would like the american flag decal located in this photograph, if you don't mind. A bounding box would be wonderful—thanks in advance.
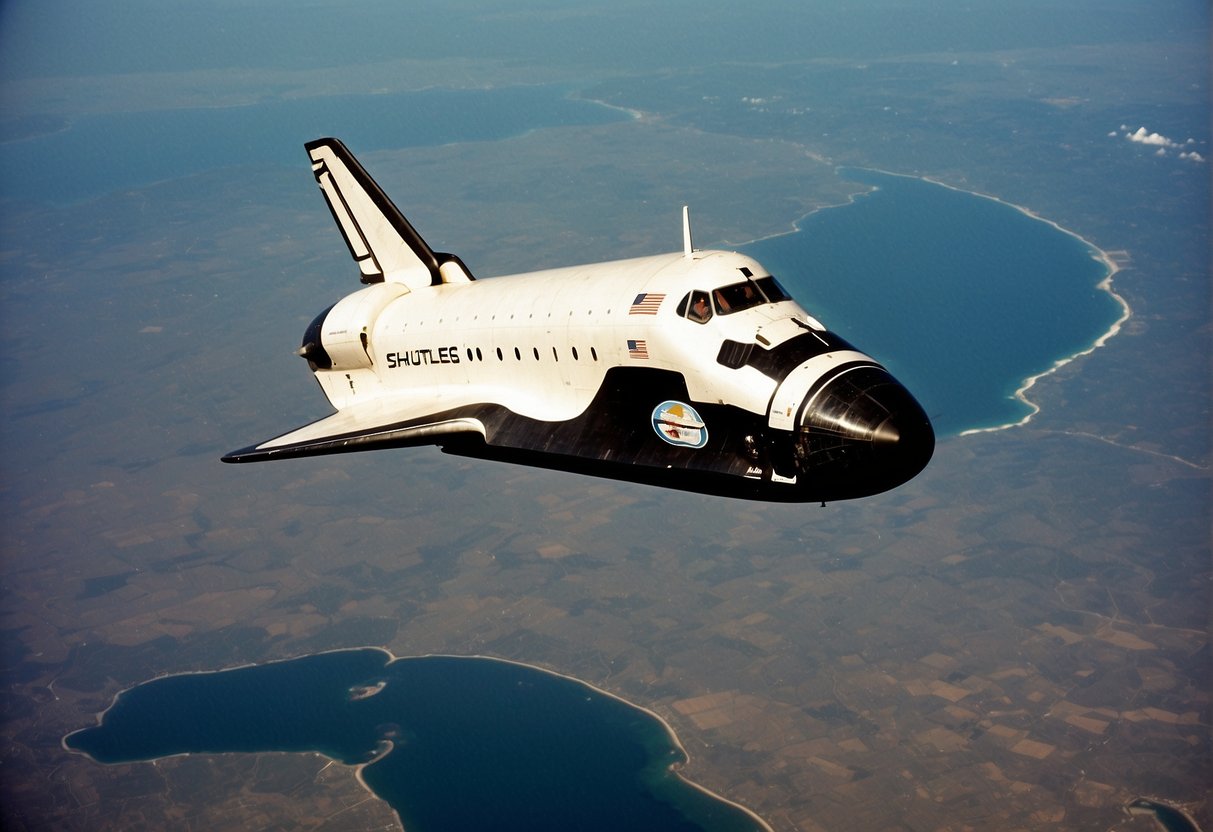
[627,339,649,359]
[629,293,665,315]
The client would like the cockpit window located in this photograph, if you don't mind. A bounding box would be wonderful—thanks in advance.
[713,281,765,315]
[686,290,713,323]
[712,276,792,315]
[755,276,791,303]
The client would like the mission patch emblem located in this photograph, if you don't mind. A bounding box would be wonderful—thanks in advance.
[651,400,708,448]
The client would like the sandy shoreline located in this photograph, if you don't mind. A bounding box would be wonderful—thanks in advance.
[908,175,1133,437]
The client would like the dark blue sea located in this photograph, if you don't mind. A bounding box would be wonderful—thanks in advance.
[65,650,764,832]
[744,168,1122,436]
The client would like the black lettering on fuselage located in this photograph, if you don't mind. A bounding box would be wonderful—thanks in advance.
[386,346,461,369]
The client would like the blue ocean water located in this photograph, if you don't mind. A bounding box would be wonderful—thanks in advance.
[65,650,764,832]
[0,86,626,204]
[744,169,1122,436]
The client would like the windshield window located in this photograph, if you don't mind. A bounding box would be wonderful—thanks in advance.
[712,276,793,315]
[713,281,765,315]
[755,276,791,303]
[686,290,713,323]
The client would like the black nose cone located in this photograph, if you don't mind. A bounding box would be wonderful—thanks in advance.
[798,366,934,499]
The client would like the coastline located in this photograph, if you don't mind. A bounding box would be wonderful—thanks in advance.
[726,182,876,249]
[849,168,1132,437]
[960,240,1129,436]
[63,646,773,832]
[574,92,646,122]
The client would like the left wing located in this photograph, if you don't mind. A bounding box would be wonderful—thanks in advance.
[221,402,484,463]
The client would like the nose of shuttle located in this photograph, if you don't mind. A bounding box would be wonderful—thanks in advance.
[797,366,934,498]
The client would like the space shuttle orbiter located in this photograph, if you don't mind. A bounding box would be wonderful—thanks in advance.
[223,138,933,502]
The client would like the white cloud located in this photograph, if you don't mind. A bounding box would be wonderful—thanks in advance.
[1115,125,1206,162]
[1127,126,1176,147]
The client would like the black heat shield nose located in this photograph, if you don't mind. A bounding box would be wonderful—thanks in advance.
[796,366,934,499]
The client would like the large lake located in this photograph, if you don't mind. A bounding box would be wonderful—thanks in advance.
[745,168,1122,436]
[65,650,767,832]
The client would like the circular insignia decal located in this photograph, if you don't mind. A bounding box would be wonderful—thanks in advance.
[651,400,708,448]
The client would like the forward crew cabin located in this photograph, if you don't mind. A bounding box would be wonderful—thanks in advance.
[223,138,934,502]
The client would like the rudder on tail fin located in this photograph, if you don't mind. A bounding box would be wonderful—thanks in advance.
[305,138,474,287]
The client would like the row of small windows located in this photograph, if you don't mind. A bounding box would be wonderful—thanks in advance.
[420,308,616,326]
[463,345,599,363]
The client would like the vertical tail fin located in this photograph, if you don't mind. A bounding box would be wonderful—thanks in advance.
[682,205,694,259]
[304,138,473,287]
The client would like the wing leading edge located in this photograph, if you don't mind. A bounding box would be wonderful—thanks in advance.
[221,405,485,463]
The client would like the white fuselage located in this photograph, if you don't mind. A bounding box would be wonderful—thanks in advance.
[225,137,935,502]
[313,249,838,428]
